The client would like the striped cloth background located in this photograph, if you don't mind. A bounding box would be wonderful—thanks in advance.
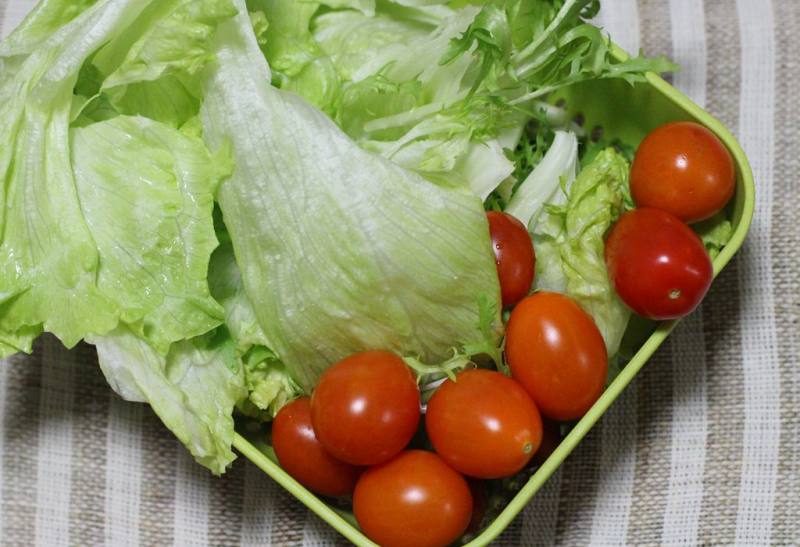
[1,0,797,545]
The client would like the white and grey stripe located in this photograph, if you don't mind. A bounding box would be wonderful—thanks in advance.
[696,3,746,542]
[208,460,245,546]
[661,1,710,543]
[104,400,143,547]
[241,463,280,547]
[520,470,561,547]
[734,1,781,543]
[68,345,109,545]
[34,340,75,547]
[0,356,6,540]
[174,448,212,546]
[138,413,177,546]
[1,345,41,544]
[771,2,800,541]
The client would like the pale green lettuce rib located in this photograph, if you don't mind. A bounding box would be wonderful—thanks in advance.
[201,1,501,390]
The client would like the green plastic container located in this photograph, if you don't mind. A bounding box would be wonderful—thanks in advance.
[232,44,756,546]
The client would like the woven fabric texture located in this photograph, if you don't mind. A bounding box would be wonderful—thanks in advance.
[1,0,797,545]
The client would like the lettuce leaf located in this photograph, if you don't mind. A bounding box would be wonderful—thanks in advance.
[506,130,579,227]
[209,230,271,353]
[236,346,302,419]
[0,0,152,354]
[0,0,233,356]
[533,148,632,357]
[208,228,302,416]
[80,0,237,127]
[257,0,672,203]
[201,2,501,390]
[70,116,227,353]
[695,213,733,259]
[0,0,98,59]
[90,326,246,475]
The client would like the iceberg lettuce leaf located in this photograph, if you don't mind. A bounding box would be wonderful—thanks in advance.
[91,326,246,475]
[533,148,632,357]
[71,116,227,353]
[201,3,501,390]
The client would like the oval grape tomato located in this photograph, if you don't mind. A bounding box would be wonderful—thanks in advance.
[426,369,542,479]
[310,351,420,466]
[506,292,608,421]
[487,211,536,308]
[631,121,735,223]
[605,208,713,320]
[353,450,472,547]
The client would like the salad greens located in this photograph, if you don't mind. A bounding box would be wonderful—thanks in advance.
[261,0,674,201]
[201,4,500,391]
[90,325,246,473]
[531,147,633,358]
[0,0,687,472]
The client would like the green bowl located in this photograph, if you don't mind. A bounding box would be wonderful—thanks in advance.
[232,44,756,546]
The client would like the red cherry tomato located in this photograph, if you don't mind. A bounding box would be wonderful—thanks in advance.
[505,292,608,421]
[271,398,361,497]
[310,351,420,466]
[426,369,542,479]
[353,450,472,547]
[487,211,536,307]
[631,121,735,223]
[605,208,713,320]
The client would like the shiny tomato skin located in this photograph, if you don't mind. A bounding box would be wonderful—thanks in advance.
[505,292,608,421]
[310,351,420,466]
[487,211,536,307]
[605,208,713,320]
[353,450,472,547]
[631,121,735,223]
[426,369,542,479]
[271,398,361,497]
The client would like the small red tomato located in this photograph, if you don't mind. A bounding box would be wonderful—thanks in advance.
[631,121,735,223]
[487,211,536,307]
[271,398,361,497]
[311,351,420,466]
[426,369,542,479]
[506,292,608,421]
[605,208,713,320]
[353,450,472,547]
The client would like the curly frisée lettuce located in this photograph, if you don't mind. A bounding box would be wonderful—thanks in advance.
[257,0,674,200]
